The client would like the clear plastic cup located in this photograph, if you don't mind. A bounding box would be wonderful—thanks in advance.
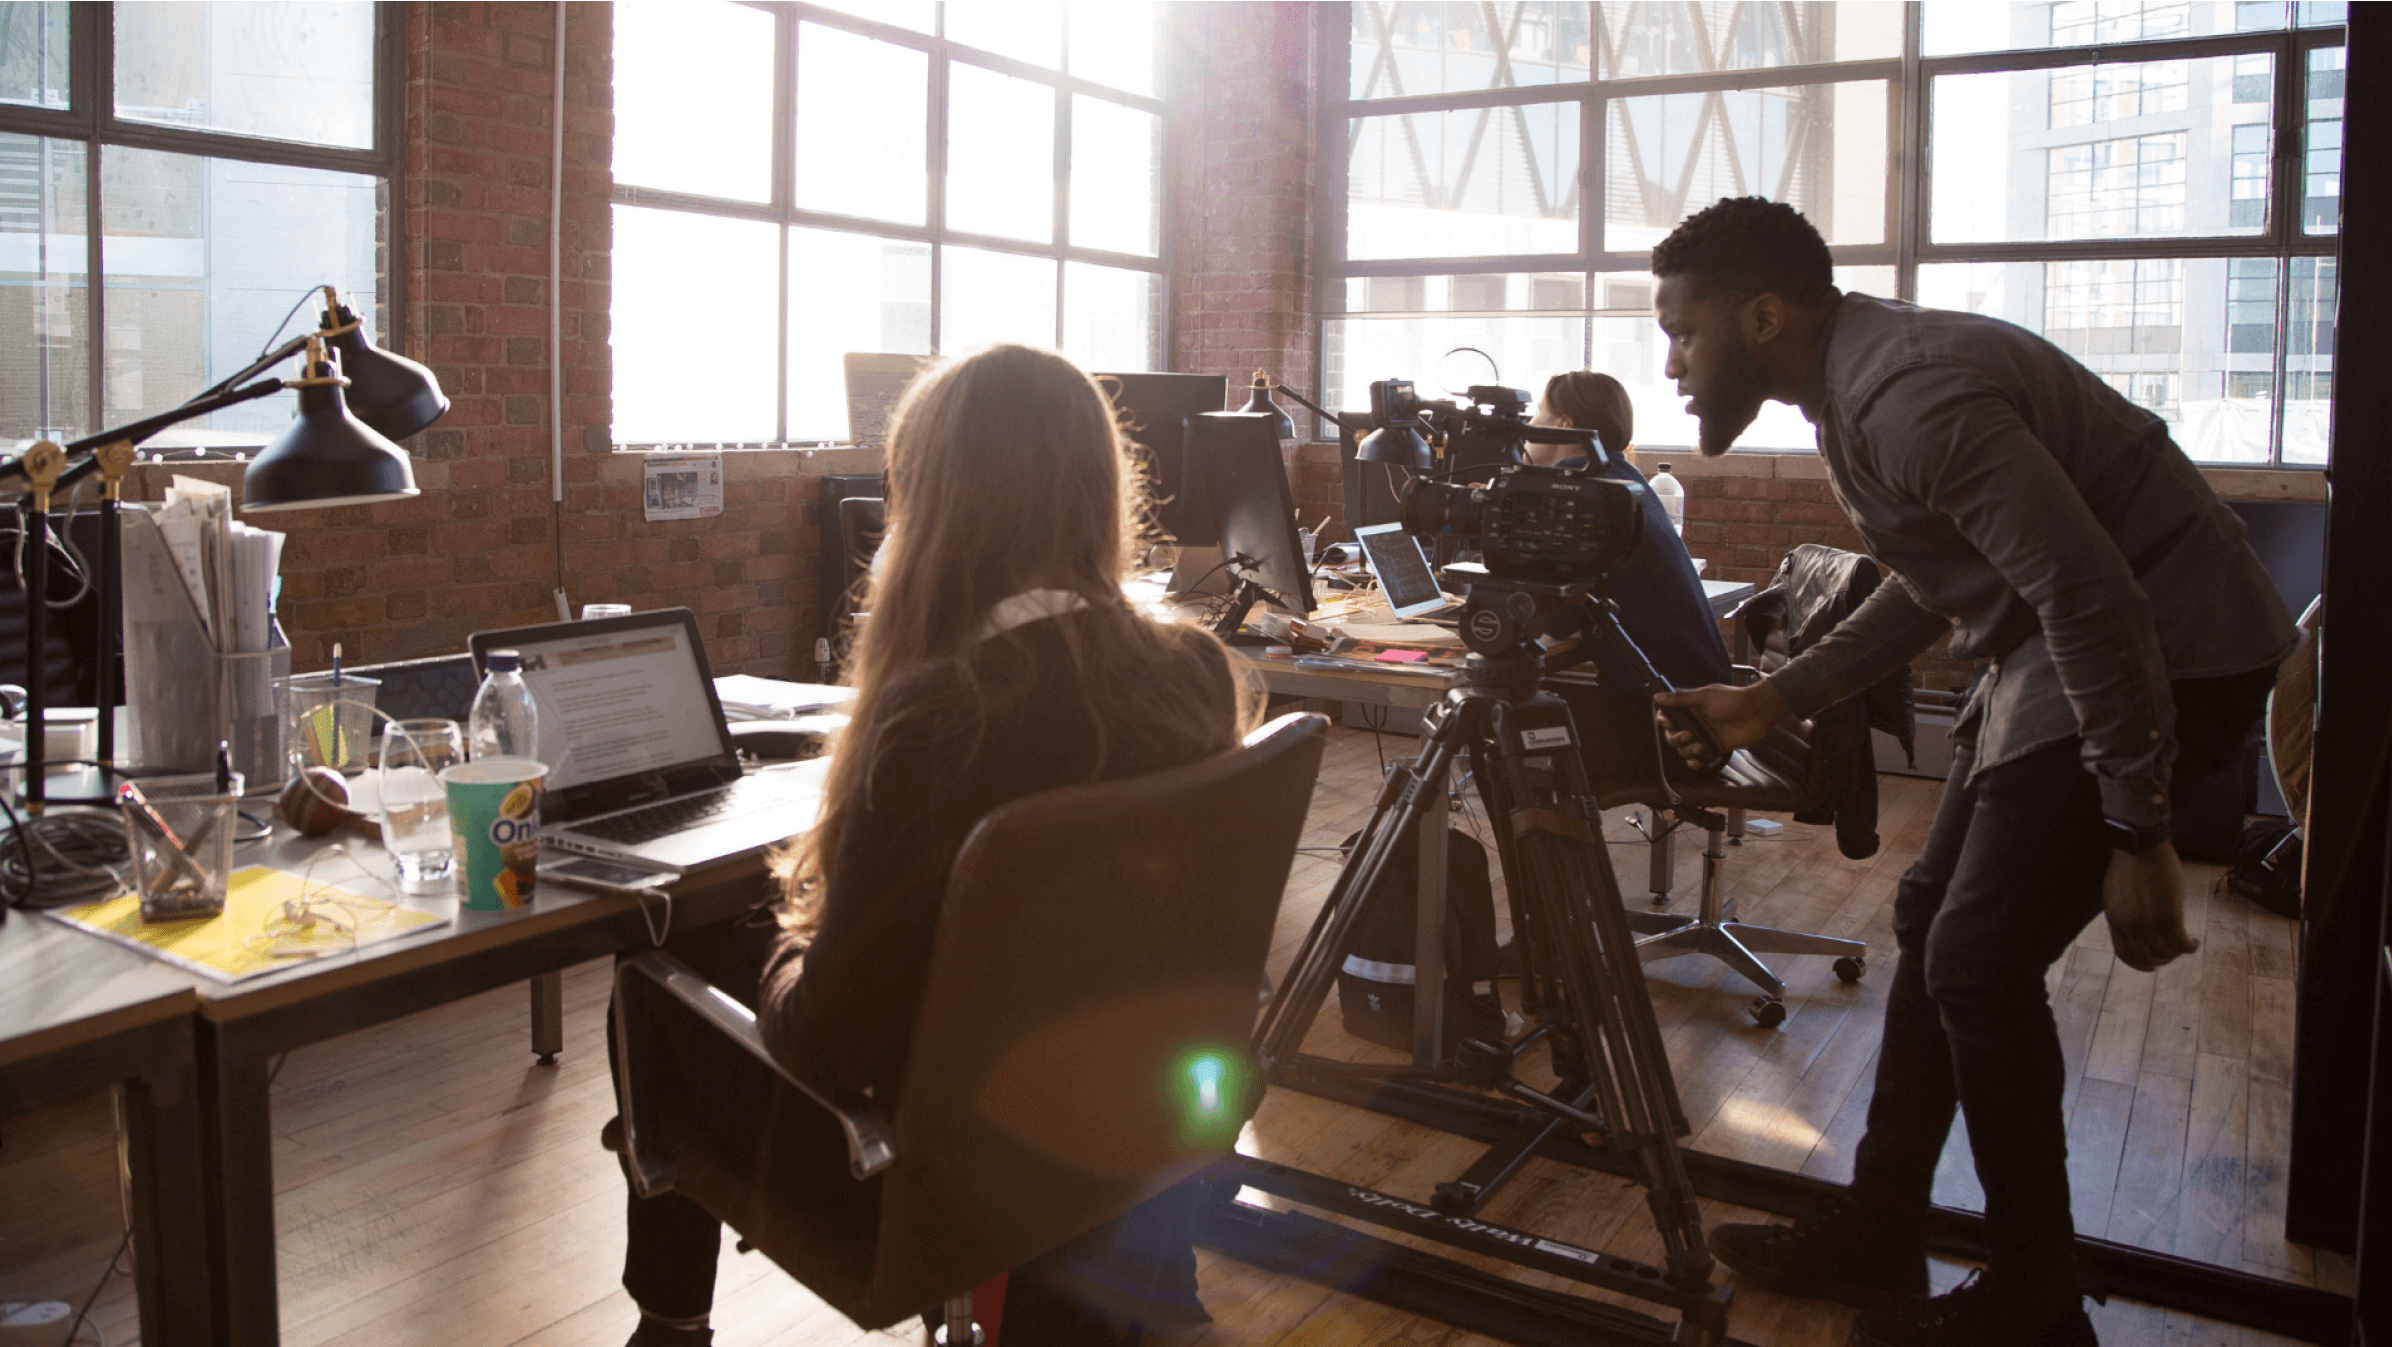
[379,719,464,892]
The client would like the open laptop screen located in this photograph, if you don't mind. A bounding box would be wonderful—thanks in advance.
[1354,522,1448,620]
[471,611,739,800]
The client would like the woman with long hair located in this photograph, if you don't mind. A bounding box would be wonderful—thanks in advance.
[617,344,1252,1347]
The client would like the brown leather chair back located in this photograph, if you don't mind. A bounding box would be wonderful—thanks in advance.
[622,710,1327,1329]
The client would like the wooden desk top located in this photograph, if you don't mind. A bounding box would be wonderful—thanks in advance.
[0,908,198,1071]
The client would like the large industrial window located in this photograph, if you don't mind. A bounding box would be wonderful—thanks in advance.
[0,2,404,449]
[609,1,1166,446]
[1320,1,2345,466]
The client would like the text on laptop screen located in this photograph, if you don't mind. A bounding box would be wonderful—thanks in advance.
[1357,523,1445,617]
[510,625,725,792]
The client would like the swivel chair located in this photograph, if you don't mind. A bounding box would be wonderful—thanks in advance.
[609,712,1327,1342]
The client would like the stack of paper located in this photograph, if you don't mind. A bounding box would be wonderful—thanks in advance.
[713,675,856,721]
[156,475,283,653]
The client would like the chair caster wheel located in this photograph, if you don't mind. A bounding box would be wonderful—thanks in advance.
[1833,955,1866,983]
[1749,997,1787,1028]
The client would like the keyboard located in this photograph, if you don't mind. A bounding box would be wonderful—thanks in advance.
[573,774,812,846]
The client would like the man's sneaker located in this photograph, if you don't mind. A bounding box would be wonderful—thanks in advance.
[1707,1194,1929,1311]
[1849,1272,2097,1346]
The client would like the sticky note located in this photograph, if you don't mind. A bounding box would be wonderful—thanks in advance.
[1374,649,1427,664]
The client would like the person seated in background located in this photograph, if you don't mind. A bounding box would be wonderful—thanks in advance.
[1530,369,1732,698]
[615,343,1254,1347]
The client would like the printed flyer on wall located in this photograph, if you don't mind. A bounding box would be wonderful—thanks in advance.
[642,450,724,522]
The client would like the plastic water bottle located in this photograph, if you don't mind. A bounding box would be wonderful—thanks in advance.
[1650,462,1687,536]
[468,650,541,763]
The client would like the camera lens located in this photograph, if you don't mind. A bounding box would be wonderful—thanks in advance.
[1400,479,1480,539]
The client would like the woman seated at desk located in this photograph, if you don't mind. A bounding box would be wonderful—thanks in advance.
[615,343,1254,1346]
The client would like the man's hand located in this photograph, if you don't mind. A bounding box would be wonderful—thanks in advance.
[2103,841,2199,972]
[1652,682,1789,770]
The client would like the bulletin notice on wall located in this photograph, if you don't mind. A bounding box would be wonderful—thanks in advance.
[642,450,724,522]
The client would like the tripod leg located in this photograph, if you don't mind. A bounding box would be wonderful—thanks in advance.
[1253,694,1479,1072]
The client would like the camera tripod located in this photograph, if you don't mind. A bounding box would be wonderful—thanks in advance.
[1251,594,1715,1301]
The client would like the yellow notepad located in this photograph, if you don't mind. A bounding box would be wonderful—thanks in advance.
[53,865,448,983]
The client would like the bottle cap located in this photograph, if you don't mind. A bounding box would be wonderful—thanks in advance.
[487,649,521,673]
[1657,462,1674,472]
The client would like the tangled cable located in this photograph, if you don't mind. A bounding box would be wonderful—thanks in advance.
[0,792,132,910]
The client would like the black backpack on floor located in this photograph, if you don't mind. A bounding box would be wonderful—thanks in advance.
[2224,818,2302,920]
[1334,824,1505,1059]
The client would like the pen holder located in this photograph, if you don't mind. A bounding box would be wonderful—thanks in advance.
[280,674,381,774]
[120,771,246,922]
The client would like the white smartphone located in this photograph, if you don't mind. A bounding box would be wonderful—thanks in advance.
[536,851,681,896]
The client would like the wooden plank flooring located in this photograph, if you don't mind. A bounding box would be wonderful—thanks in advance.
[0,725,2349,1345]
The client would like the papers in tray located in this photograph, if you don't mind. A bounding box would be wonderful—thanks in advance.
[50,865,447,983]
[713,675,857,721]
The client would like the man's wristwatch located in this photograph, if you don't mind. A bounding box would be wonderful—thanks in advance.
[2105,816,2172,855]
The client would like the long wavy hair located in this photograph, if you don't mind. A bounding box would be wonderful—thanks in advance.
[777,344,1253,930]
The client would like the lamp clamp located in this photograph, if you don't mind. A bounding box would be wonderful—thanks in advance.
[20,439,66,512]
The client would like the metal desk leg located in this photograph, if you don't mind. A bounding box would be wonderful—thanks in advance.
[1645,813,1679,904]
[120,1034,214,1344]
[196,1027,280,1346]
[531,970,564,1065]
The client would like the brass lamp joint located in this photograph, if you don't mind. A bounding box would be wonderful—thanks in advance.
[20,439,65,512]
[283,334,352,389]
[92,440,137,502]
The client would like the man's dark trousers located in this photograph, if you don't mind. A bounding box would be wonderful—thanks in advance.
[1842,670,2271,1309]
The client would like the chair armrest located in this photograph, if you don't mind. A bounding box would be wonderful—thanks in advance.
[612,949,897,1187]
[1731,664,1764,686]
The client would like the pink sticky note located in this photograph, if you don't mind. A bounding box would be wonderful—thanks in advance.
[1374,649,1428,663]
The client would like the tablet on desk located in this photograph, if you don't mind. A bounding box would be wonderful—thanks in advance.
[1353,523,1461,622]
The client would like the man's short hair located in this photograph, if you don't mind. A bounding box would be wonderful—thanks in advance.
[1651,197,1835,307]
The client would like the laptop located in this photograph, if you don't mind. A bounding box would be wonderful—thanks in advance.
[1353,522,1465,623]
[467,609,821,871]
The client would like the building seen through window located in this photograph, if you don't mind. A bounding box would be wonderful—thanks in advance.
[1324,0,2344,467]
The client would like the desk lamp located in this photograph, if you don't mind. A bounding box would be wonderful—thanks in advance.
[1243,371,1434,470]
[3,294,443,811]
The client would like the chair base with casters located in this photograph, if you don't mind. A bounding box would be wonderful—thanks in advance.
[1568,681,1868,1026]
[609,712,1328,1340]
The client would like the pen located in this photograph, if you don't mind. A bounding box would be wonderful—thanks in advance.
[216,740,234,795]
[330,641,343,687]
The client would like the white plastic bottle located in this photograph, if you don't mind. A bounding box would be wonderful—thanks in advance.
[468,649,542,763]
[1649,462,1687,536]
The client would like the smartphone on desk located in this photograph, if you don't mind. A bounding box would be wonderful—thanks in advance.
[537,850,680,896]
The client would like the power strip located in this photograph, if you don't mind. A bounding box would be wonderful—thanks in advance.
[0,1300,73,1346]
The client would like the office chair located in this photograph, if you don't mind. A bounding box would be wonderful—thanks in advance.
[609,712,1327,1341]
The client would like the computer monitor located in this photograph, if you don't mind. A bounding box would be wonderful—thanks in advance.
[1095,371,1226,545]
[1184,410,1314,637]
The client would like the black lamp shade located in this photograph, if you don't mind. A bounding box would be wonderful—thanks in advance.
[324,304,450,441]
[242,367,421,513]
[1356,422,1432,470]
[1242,377,1296,441]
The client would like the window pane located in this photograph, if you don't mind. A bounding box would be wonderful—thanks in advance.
[2305,46,2343,233]
[614,1,774,202]
[1323,316,1589,421]
[0,3,70,110]
[942,246,1057,353]
[1353,3,1591,99]
[798,24,929,226]
[1070,96,1158,256]
[115,2,375,149]
[948,63,1055,243]
[1,134,89,442]
[1341,271,1591,314]
[2284,255,2333,464]
[812,0,935,33]
[947,0,1063,69]
[1599,2,1901,79]
[1062,262,1157,373]
[101,147,381,436]
[1930,57,2269,244]
[1596,265,1891,454]
[1068,0,1156,97]
[1348,103,1579,261]
[787,229,930,443]
[610,206,779,443]
[1923,1,2263,56]
[1915,257,2277,464]
[1605,81,1887,253]
[2298,1,2348,25]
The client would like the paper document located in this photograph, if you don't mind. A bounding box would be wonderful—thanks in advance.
[50,866,448,983]
[642,451,723,522]
[713,675,856,720]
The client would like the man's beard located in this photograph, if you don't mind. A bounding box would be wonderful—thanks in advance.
[1694,334,1770,457]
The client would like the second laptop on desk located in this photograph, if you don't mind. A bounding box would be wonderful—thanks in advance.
[468,609,819,871]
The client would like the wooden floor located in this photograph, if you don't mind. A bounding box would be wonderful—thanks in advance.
[0,725,2349,1346]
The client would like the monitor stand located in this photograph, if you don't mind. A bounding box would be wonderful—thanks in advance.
[1170,544,1232,597]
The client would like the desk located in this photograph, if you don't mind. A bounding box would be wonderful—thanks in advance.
[0,913,212,1344]
[41,760,825,1344]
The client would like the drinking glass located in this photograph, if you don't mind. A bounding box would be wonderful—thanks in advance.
[380,719,465,892]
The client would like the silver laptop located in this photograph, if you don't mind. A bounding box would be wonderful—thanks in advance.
[468,609,819,871]
[1353,522,1464,622]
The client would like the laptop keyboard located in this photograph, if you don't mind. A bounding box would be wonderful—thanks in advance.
[574,774,812,847]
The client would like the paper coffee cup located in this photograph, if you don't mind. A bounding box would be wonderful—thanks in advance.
[440,757,545,911]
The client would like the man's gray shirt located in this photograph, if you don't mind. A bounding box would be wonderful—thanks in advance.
[1764,292,2298,831]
